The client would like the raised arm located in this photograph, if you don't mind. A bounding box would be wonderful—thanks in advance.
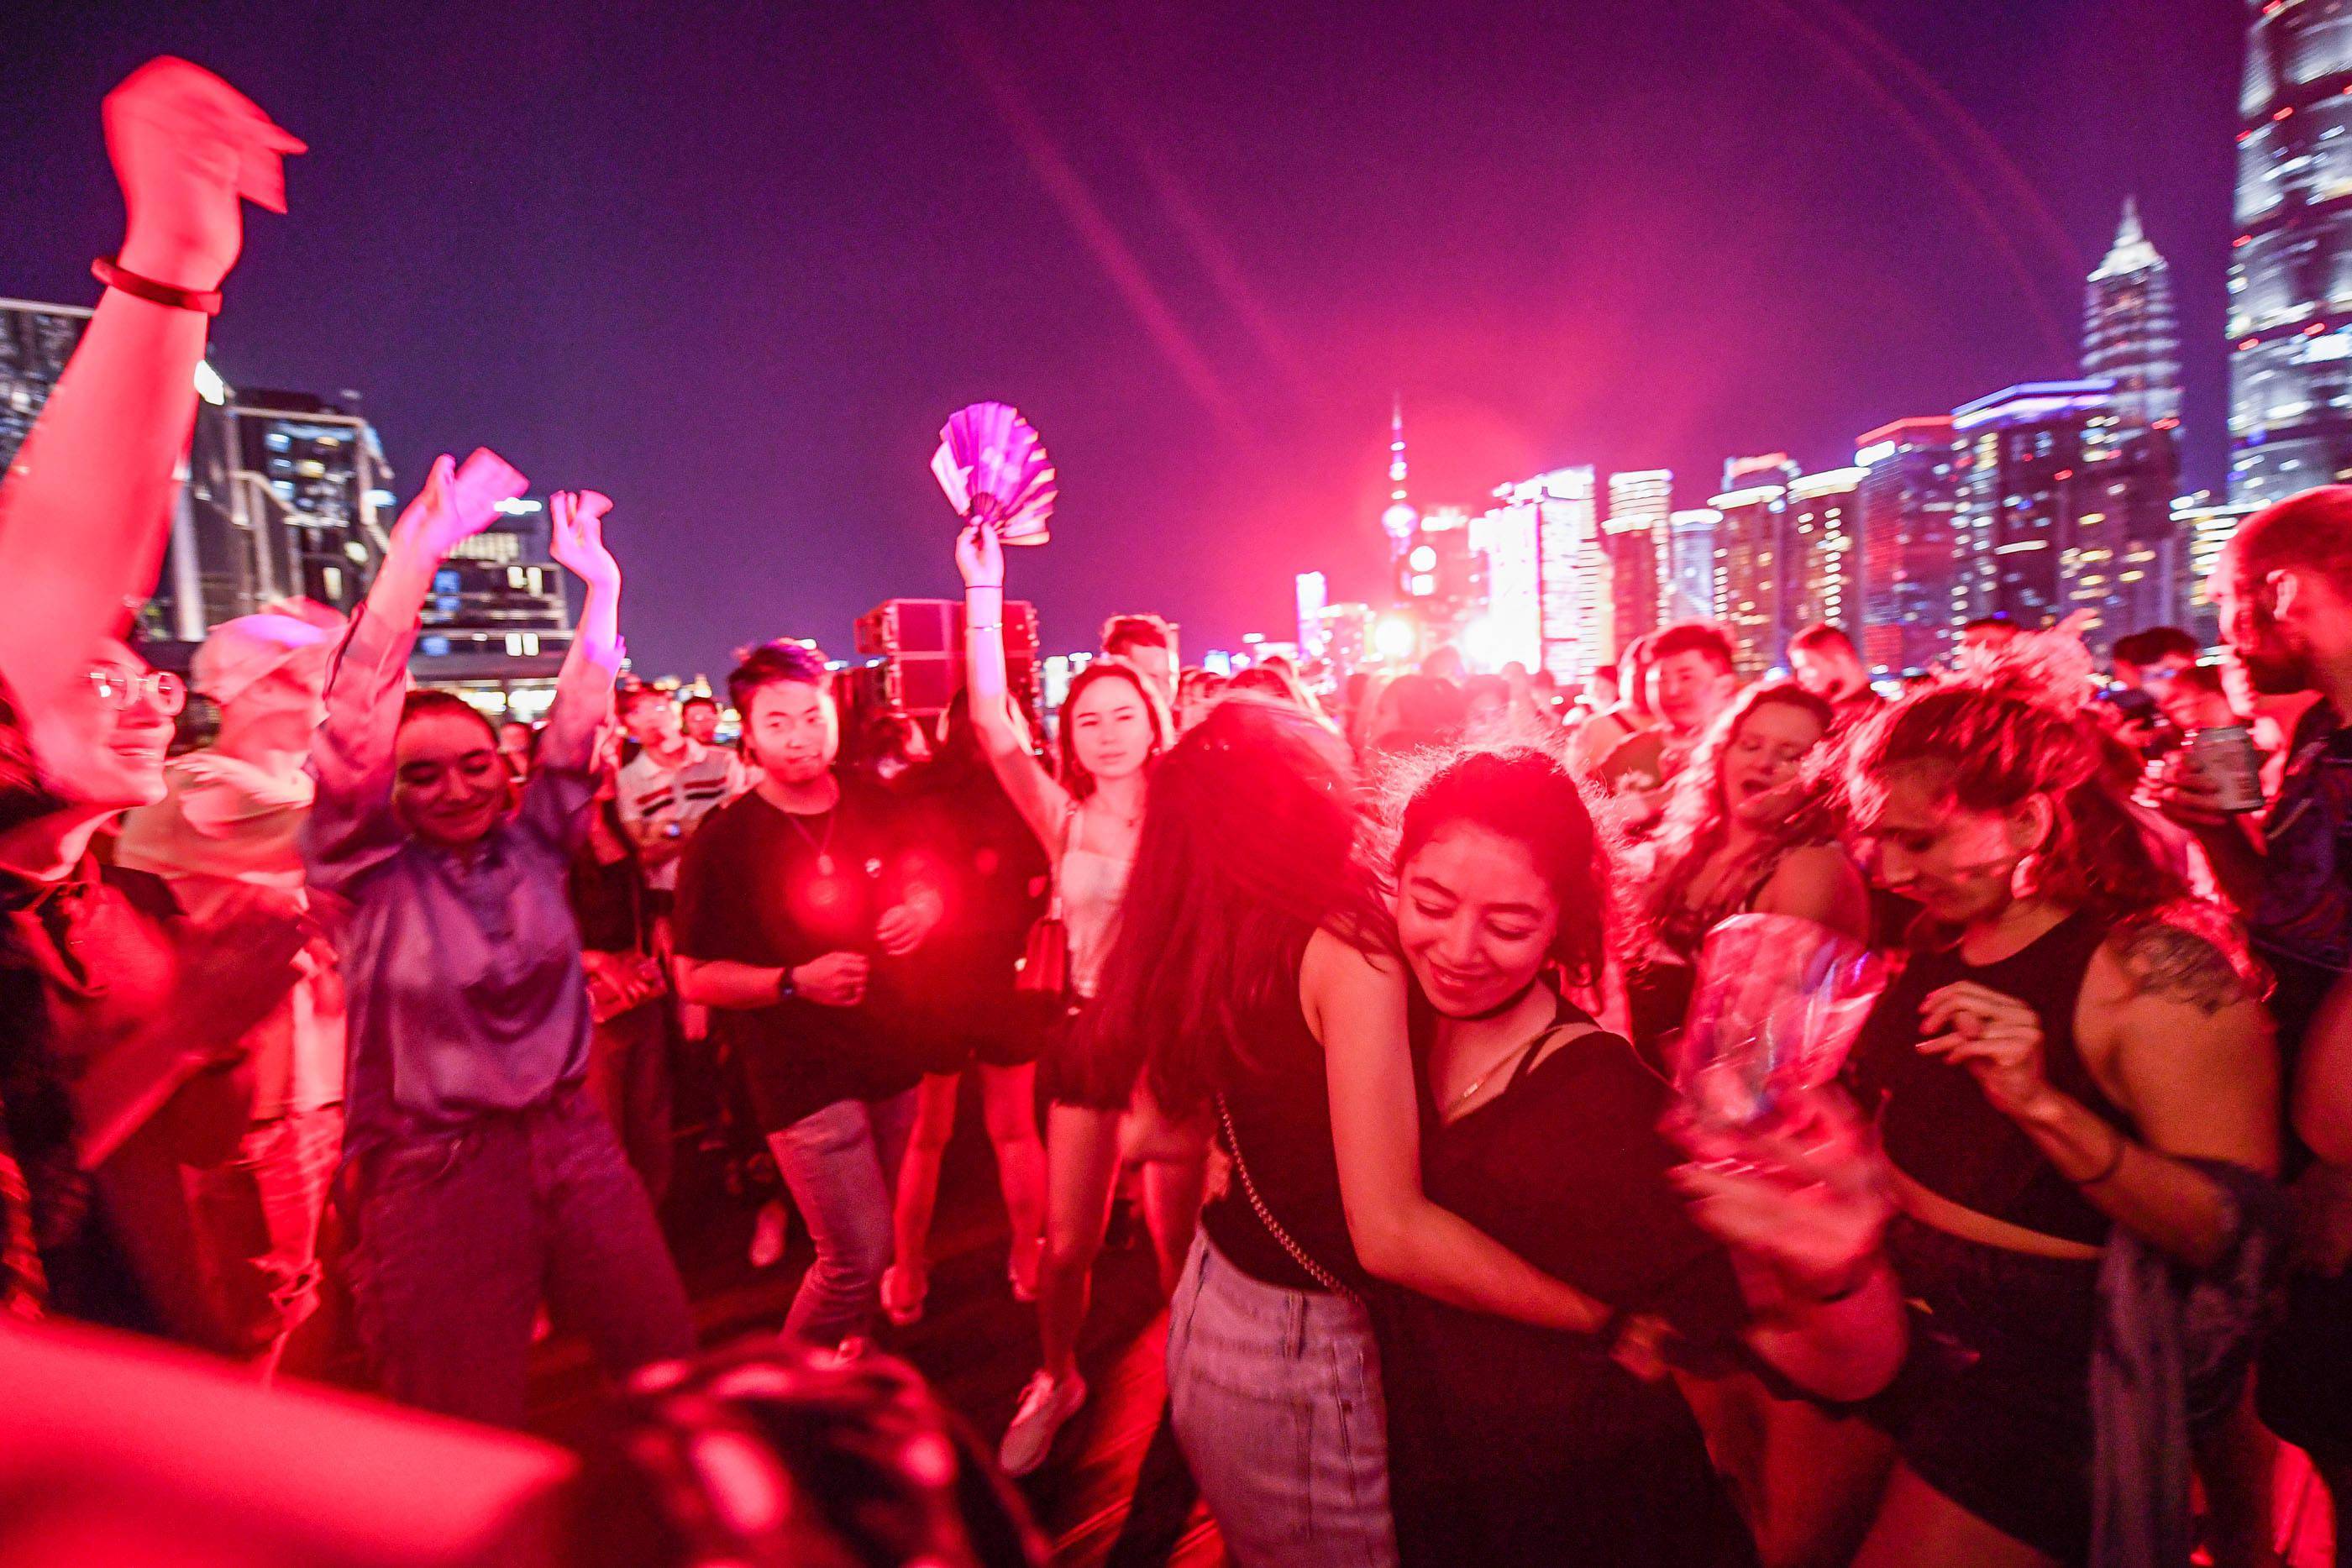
[956,521,1072,853]
[303,452,526,888]
[508,490,623,854]
[1307,931,1612,1334]
[537,490,622,774]
[0,59,302,711]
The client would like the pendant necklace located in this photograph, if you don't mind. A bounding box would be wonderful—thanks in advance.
[786,806,837,875]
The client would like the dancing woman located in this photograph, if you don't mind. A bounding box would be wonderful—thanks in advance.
[1087,700,1902,1565]
[1377,743,1903,1566]
[955,522,1209,1476]
[306,469,694,1425]
[1630,681,1868,1054]
[1840,679,2278,1566]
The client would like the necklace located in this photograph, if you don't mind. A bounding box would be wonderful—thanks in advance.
[1446,1030,1543,1114]
[785,806,837,875]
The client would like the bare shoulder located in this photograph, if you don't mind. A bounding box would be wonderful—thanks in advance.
[1303,925,1403,986]
[2099,915,2260,1019]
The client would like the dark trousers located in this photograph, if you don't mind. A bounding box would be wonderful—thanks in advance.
[587,999,674,1208]
[344,1086,695,1427]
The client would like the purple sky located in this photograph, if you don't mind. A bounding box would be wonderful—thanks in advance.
[2,0,2239,678]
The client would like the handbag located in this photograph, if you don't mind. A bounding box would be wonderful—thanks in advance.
[1014,800,1077,1008]
[1215,1092,1361,1304]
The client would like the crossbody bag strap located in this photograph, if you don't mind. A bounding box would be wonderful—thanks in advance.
[1048,798,1078,920]
[1215,1092,1360,1304]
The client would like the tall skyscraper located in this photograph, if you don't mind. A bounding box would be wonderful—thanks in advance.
[1950,380,2178,653]
[1952,381,2111,633]
[1710,477,1791,674]
[2082,198,2182,432]
[1855,417,1961,674]
[1294,571,1329,658]
[1787,467,1865,635]
[0,296,91,476]
[2230,0,2352,506]
[1496,465,1604,679]
[1604,469,1672,649]
[1467,502,1544,671]
[1667,508,1721,627]
[2176,495,2257,646]
[150,387,395,642]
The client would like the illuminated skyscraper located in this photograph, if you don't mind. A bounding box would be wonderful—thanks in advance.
[0,296,90,476]
[1953,382,2111,632]
[1667,508,1721,627]
[1709,482,1788,674]
[1604,469,1671,648]
[2176,495,2257,645]
[2229,0,2352,505]
[1294,571,1329,658]
[1494,466,1604,679]
[1467,503,1543,671]
[1787,468,1865,635]
[1856,417,1961,674]
[1950,380,2178,653]
[2083,198,2182,432]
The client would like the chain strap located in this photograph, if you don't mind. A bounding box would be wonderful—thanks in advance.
[1215,1093,1360,1304]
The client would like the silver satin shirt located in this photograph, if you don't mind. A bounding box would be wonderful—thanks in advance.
[302,604,604,1154]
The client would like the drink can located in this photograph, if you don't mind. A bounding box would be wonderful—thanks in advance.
[2188,725,2264,814]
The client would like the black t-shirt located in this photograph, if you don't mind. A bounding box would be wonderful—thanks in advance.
[1378,999,1756,1567]
[674,779,924,1130]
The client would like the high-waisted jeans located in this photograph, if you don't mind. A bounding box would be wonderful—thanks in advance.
[1165,1230,1397,1568]
[344,1085,695,1427]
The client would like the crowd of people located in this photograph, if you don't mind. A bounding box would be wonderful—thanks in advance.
[3,55,2349,1568]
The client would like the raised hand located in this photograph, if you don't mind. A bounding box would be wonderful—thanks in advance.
[957,521,1005,589]
[549,490,619,592]
[1918,980,2052,1120]
[391,448,528,561]
[106,57,305,292]
[1670,1087,1892,1300]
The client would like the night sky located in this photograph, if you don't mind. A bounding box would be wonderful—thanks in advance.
[3,1,2242,679]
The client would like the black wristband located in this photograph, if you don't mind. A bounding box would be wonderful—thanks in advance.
[1799,1256,1881,1306]
[92,255,222,316]
[2078,1122,2128,1187]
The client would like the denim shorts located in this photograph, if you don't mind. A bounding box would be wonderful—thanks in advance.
[1164,1231,1397,1568]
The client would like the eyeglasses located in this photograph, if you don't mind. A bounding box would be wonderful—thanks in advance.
[87,669,186,716]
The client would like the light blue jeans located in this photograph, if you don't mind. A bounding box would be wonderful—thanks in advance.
[1165,1230,1398,1568]
[764,1088,919,1345]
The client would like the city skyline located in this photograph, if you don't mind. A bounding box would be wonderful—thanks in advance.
[3,3,2244,678]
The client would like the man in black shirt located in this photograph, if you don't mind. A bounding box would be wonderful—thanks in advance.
[675,641,942,1349]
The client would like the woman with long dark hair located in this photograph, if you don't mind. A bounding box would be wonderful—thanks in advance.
[956,522,1209,1476]
[1838,677,2279,1566]
[878,690,1052,1326]
[1089,700,1902,1565]
[1630,681,1868,1054]
[1374,743,1904,1565]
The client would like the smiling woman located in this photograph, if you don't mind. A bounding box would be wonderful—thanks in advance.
[303,464,696,1427]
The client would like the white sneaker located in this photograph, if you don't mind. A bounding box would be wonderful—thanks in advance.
[998,1370,1087,1477]
[748,1199,789,1269]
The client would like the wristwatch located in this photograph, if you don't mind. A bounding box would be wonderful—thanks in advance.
[774,968,798,1003]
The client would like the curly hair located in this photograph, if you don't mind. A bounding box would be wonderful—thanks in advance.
[1843,674,2188,926]
[1643,681,1840,952]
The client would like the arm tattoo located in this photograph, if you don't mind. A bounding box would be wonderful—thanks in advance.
[2114,920,2249,1016]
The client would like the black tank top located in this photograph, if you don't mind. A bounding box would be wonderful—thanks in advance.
[1200,936,1368,1293]
[1851,908,2134,1246]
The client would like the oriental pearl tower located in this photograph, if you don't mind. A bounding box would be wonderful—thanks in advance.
[1381,396,1418,558]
